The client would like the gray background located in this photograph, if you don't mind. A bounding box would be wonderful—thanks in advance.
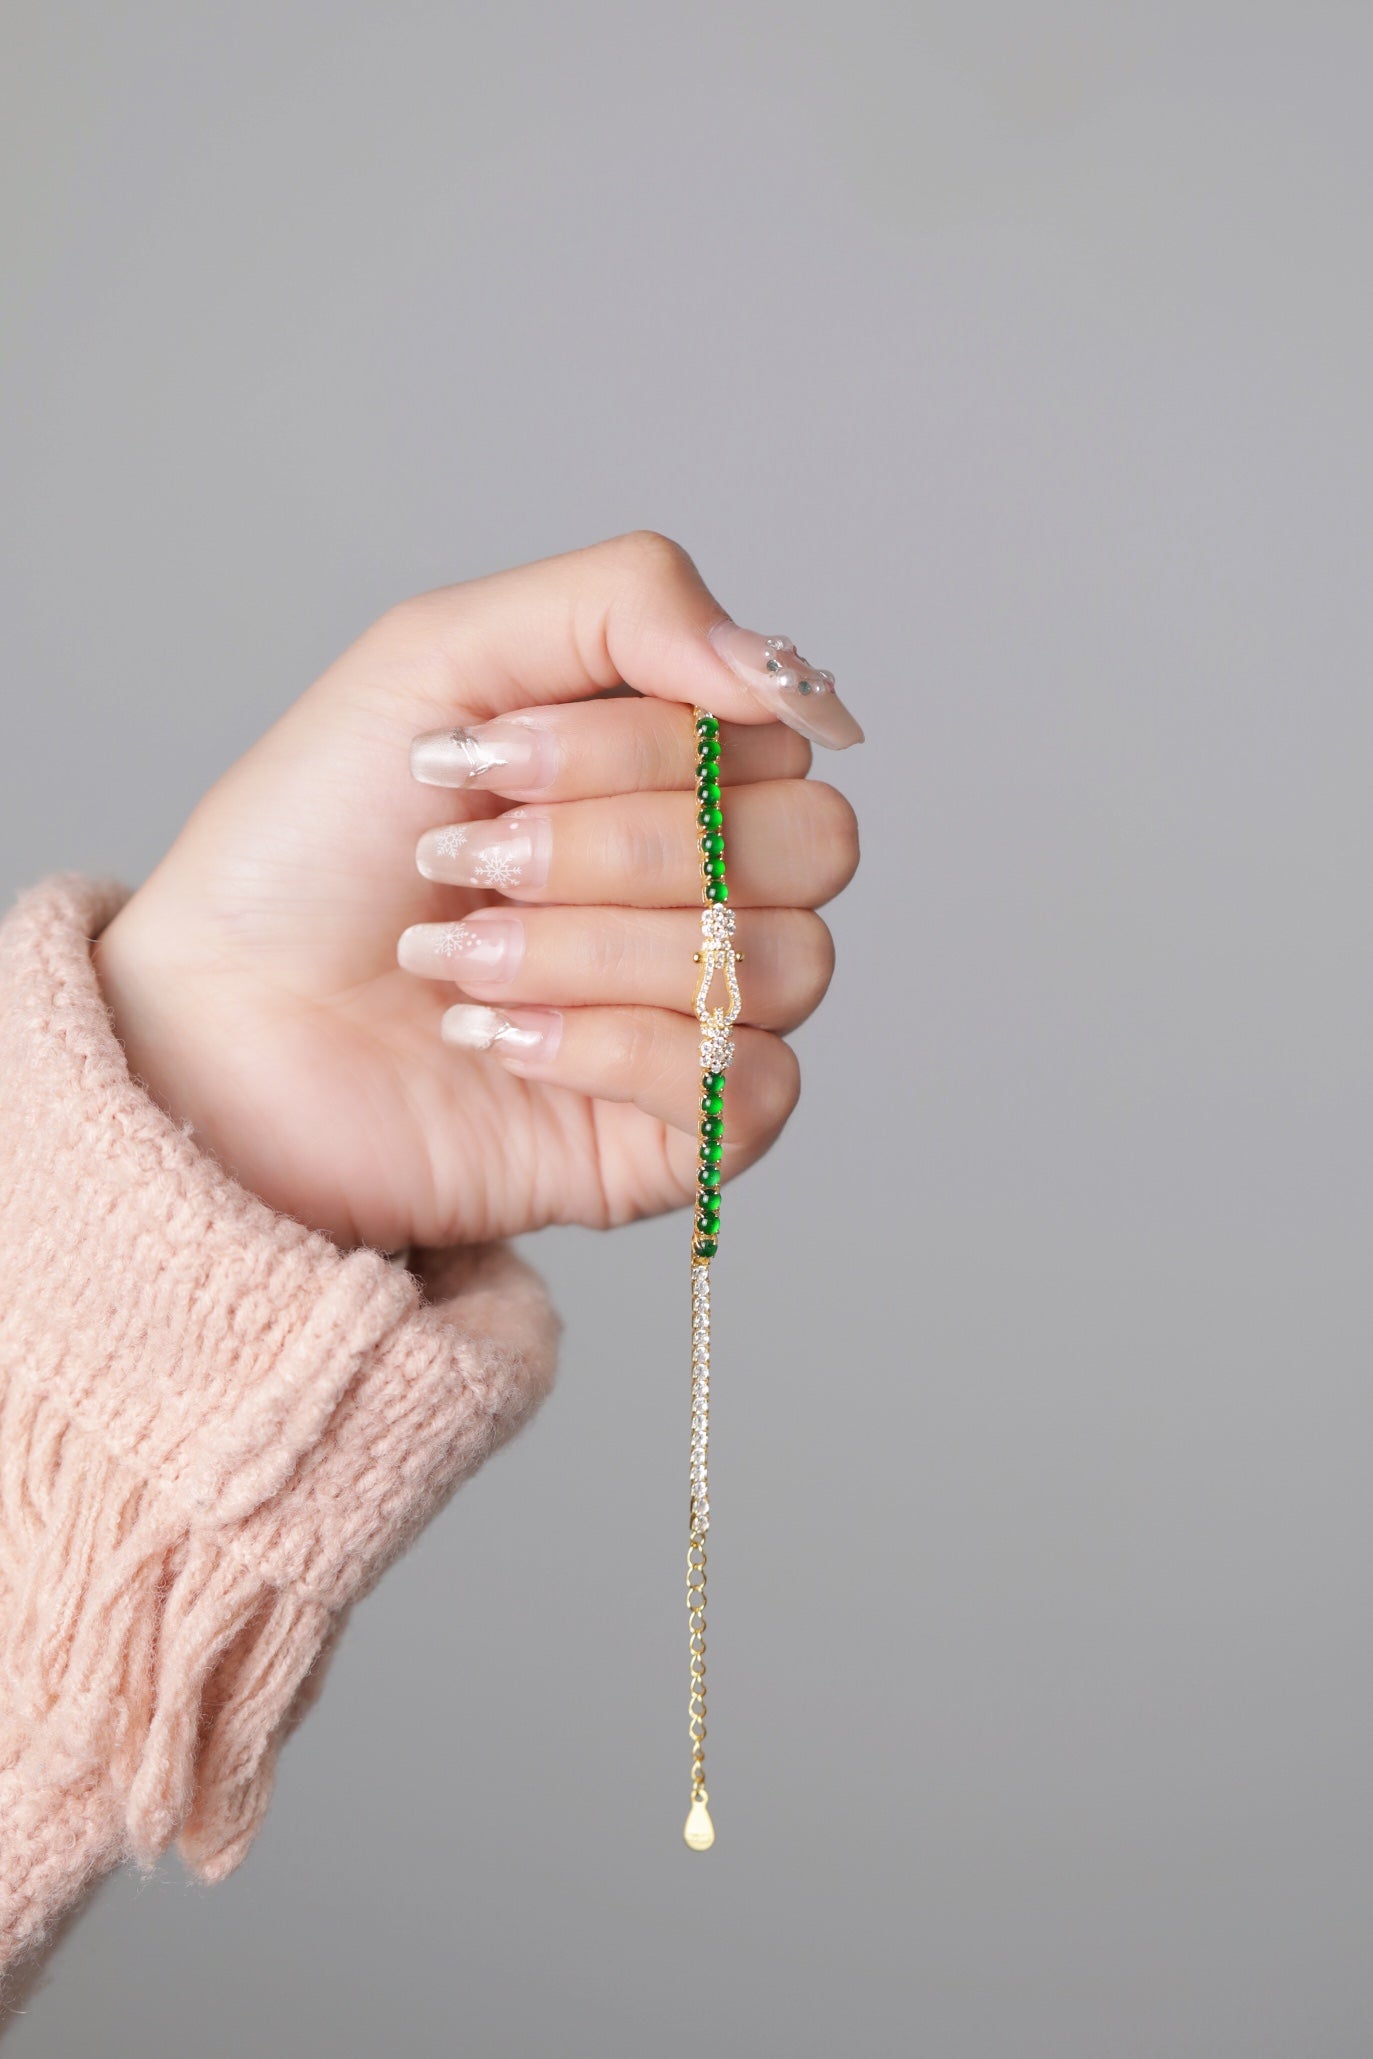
[3,4,1372,2054]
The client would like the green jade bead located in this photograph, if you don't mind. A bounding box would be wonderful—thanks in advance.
[701,1092,724,1117]
[698,805,723,829]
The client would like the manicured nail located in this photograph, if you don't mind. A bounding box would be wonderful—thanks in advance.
[410,719,560,791]
[397,913,525,983]
[415,809,552,891]
[439,1003,563,1064]
[706,621,863,749]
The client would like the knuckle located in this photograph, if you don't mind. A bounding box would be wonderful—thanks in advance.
[626,707,679,792]
[603,528,699,590]
[601,803,676,892]
[365,588,476,678]
[370,590,440,646]
[581,913,637,988]
[602,1007,664,1087]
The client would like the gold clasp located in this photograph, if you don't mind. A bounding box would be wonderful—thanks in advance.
[694,906,743,1073]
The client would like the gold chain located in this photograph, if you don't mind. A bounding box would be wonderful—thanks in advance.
[683,705,742,1852]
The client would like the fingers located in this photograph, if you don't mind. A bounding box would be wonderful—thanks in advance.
[434,1004,801,1173]
[348,529,864,752]
[396,905,835,1032]
[413,778,861,910]
[410,698,812,802]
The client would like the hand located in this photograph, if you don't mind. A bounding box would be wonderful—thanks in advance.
[92,533,863,1251]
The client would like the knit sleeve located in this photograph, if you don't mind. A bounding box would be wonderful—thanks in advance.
[0,872,562,1988]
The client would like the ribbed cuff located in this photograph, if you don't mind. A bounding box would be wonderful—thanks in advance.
[0,872,561,1973]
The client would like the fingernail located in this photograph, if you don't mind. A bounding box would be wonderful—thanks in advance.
[706,621,863,749]
[415,809,552,891]
[410,719,561,791]
[396,913,525,983]
[439,1003,563,1064]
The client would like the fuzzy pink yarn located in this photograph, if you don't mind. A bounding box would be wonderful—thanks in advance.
[0,872,561,1990]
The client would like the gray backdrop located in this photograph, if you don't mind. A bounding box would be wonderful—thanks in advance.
[4,5,1372,2054]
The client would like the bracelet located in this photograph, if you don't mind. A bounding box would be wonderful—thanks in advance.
[683,707,744,1851]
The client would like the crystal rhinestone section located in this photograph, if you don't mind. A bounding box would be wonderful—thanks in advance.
[689,1259,711,1534]
[762,634,837,698]
[694,904,742,1075]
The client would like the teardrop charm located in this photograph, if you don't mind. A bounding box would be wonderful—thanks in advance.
[683,1793,715,1851]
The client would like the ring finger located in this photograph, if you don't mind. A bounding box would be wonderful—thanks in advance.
[396,904,835,1032]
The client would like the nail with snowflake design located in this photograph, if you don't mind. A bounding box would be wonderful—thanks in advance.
[397,912,525,983]
[416,810,552,891]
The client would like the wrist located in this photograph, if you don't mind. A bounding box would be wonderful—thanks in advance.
[90,891,364,1251]
[92,893,227,1165]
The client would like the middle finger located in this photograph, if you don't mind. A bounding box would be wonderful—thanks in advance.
[414,780,859,910]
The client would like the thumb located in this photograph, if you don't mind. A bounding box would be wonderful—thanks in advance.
[337,529,863,752]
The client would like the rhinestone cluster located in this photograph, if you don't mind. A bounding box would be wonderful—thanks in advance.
[690,1262,710,1533]
[696,904,740,1073]
[763,634,837,697]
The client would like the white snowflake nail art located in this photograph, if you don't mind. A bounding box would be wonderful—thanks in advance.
[416,810,550,890]
[472,843,525,891]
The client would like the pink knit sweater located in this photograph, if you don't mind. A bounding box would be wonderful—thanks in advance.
[0,873,561,1993]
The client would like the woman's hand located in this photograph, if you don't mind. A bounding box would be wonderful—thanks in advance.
[92,533,863,1251]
